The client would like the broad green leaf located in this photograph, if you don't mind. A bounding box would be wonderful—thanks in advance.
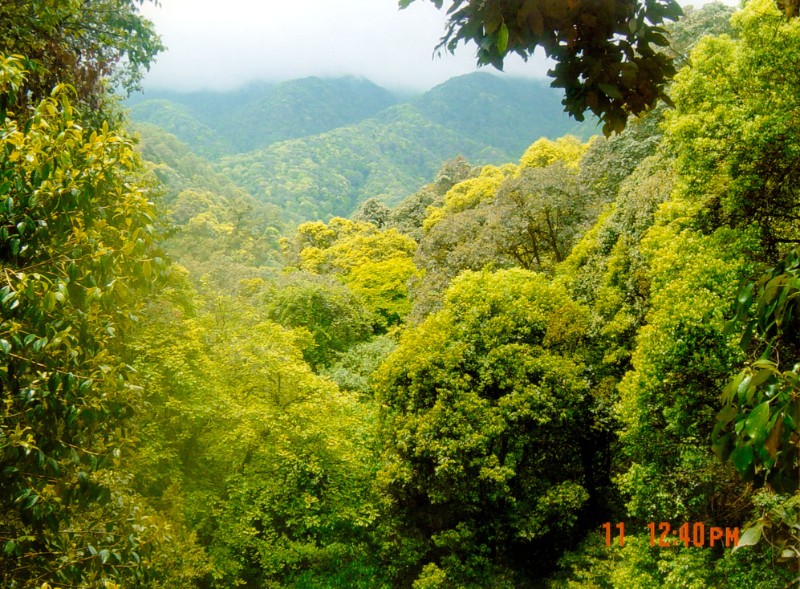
[730,445,754,474]
[497,23,509,53]
[733,523,762,550]
[598,83,624,100]
[745,401,771,441]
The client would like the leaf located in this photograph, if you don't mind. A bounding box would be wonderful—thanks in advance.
[764,417,784,458]
[484,2,503,34]
[716,404,738,426]
[598,83,624,100]
[712,433,732,462]
[733,523,763,550]
[730,445,754,474]
[745,401,771,442]
[749,368,773,390]
[497,22,509,53]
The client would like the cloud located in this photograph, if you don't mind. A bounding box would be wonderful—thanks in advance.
[138,0,738,92]
[138,0,548,91]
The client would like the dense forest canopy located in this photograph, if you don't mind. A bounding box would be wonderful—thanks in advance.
[2,1,800,588]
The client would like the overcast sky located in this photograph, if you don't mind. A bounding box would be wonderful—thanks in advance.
[138,0,738,93]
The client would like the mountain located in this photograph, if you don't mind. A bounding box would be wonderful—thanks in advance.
[129,73,592,222]
[411,73,581,156]
[216,103,509,221]
[128,77,398,154]
[127,99,234,159]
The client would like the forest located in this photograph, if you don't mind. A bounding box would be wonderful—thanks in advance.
[1,0,799,588]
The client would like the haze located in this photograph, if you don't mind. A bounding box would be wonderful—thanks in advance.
[138,0,738,93]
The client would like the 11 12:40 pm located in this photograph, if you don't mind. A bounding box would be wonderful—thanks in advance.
[602,522,741,548]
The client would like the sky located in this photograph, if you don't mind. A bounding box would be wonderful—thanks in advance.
[138,0,738,94]
[138,0,545,92]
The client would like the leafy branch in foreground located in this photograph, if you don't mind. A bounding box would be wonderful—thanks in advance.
[400,0,683,135]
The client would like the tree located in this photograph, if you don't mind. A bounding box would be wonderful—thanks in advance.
[129,282,386,588]
[401,0,683,134]
[664,0,800,258]
[490,161,581,269]
[354,197,392,228]
[266,272,374,369]
[0,54,184,587]
[0,0,162,112]
[376,269,592,587]
[288,218,421,331]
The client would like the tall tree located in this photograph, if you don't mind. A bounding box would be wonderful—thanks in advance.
[0,54,180,587]
[377,269,592,587]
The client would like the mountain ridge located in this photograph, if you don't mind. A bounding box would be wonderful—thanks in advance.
[128,72,592,221]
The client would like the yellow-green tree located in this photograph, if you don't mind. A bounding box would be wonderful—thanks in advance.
[376,268,592,587]
[0,53,199,587]
[290,217,420,331]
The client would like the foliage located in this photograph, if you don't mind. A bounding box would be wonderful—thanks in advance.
[133,123,284,287]
[265,272,374,369]
[412,137,593,321]
[132,73,586,223]
[401,0,682,134]
[353,197,392,228]
[664,2,735,68]
[546,531,792,589]
[322,335,398,395]
[0,53,197,587]
[0,0,163,111]
[128,280,386,588]
[129,76,398,154]
[387,156,479,241]
[287,217,421,331]
[664,0,800,256]
[376,268,593,586]
[716,247,800,492]
[7,0,800,586]
[713,245,800,570]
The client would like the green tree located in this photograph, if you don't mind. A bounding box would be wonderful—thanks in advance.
[490,161,581,269]
[613,0,800,530]
[289,217,420,331]
[266,272,374,369]
[388,157,479,241]
[664,0,800,256]
[0,54,189,587]
[377,269,592,587]
[129,280,385,588]
[0,0,162,112]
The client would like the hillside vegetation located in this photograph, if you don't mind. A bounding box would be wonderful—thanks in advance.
[3,2,800,589]
[129,73,588,221]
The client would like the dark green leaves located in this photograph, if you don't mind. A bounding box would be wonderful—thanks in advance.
[717,248,800,491]
[401,0,683,134]
[0,54,171,587]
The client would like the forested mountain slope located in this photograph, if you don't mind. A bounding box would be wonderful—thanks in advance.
[216,103,511,221]
[127,76,398,154]
[129,73,588,221]
[411,72,578,156]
